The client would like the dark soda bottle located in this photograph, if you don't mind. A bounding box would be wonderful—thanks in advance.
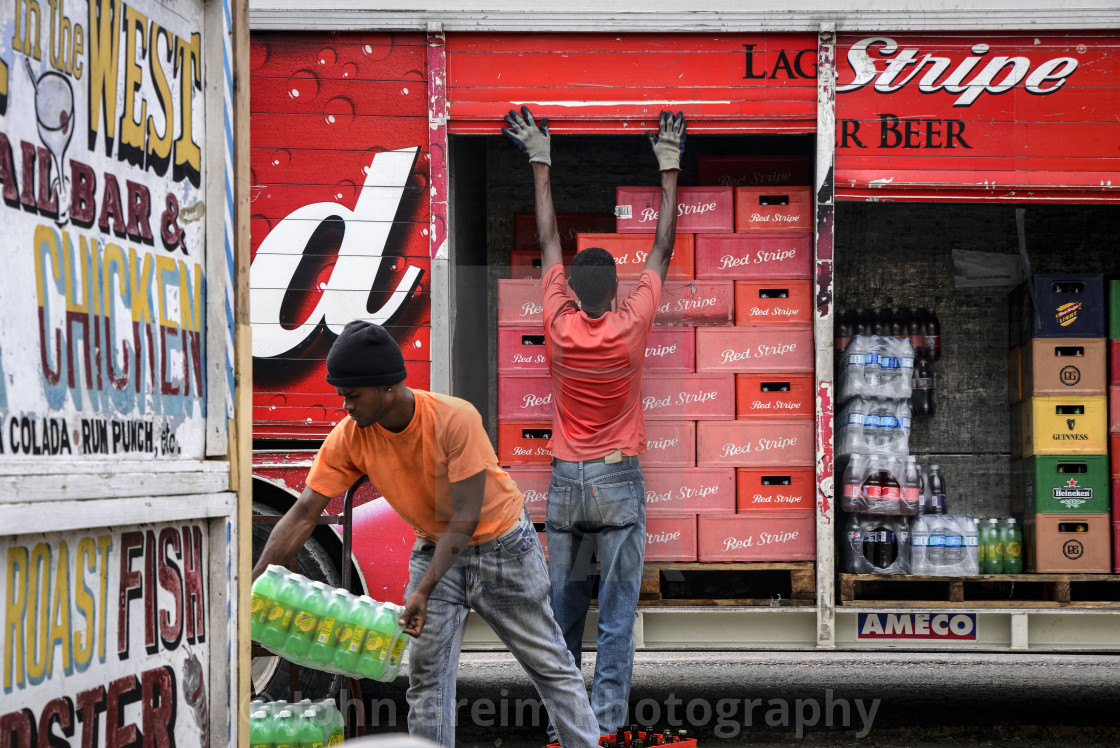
[841,456,864,513]
[889,307,906,340]
[836,309,853,354]
[907,306,925,360]
[924,307,941,362]
[871,307,888,336]
[853,308,869,336]
[911,358,935,417]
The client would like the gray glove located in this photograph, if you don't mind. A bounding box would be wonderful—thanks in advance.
[503,106,551,166]
[647,110,687,171]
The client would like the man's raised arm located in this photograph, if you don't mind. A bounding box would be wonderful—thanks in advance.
[644,111,687,283]
[503,106,563,270]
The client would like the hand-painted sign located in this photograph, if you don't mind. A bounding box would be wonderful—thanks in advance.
[1,522,210,745]
[0,0,208,459]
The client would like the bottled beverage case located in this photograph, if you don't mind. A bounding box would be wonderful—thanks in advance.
[910,515,979,576]
[250,698,345,746]
[250,565,409,683]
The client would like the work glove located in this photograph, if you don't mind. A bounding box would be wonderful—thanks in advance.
[503,106,551,166]
[647,110,687,172]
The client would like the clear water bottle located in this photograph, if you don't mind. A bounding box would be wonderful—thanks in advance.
[842,336,871,401]
[927,514,948,569]
[910,515,930,574]
[963,516,980,575]
[944,516,965,566]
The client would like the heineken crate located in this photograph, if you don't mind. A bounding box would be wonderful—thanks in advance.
[1016,455,1112,514]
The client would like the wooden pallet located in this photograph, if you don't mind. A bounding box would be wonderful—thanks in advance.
[636,562,816,607]
[839,572,1120,608]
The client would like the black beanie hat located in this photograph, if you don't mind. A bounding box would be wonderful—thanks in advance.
[325,320,407,387]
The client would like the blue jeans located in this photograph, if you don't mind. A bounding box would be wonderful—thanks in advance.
[403,511,599,748]
[546,457,646,735]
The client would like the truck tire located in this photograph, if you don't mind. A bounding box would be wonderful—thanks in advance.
[251,501,343,701]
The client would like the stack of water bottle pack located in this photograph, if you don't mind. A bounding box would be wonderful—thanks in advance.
[249,698,345,747]
[251,565,410,682]
[836,308,918,575]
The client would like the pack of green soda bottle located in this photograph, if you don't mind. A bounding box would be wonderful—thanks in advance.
[250,698,344,747]
[251,565,410,681]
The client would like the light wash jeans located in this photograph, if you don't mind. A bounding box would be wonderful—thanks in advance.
[545,457,646,735]
[403,510,599,748]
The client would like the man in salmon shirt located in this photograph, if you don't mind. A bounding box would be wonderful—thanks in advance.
[251,321,599,748]
[504,106,685,736]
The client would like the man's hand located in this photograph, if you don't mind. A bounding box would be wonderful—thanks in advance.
[503,106,551,166]
[647,110,687,172]
[399,589,428,637]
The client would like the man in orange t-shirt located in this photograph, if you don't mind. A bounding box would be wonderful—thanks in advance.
[252,321,599,748]
[504,107,685,735]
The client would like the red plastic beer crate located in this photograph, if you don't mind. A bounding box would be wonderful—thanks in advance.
[644,327,696,373]
[615,185,734,234]
[695,327,814,373]
[733,280,813,327]
[644,420,697,467]
[736,468,815,512]
[497,374,553,420]
[643,467,736,516]
[619,280,735,326]
[538,532,548,560]
[734,186,813,233]
[576,233,695,280]
[506,466,551,521]
[549,732,698,748]
[697,512,816,561]
[1113,478,1120,517]
[641,374,735,421]
[694,233,813,280]
[513,211,616,253]
[508,249,575,279]
[697,155,814,189]
[696,419,815,468]
[497,421,553,466]
[1111,340,1120,385]
[1112,385,1120,432]
[497,326,547,373]
[645,515,699,561]
[1113,434,1120,478]
[735,373,814,419]
[497,280,543,326]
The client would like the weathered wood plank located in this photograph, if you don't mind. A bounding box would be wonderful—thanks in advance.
[0,493,237,536]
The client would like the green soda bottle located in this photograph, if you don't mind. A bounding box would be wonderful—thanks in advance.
[332,596,373,673]
[356,603,396,679]
[286,582,328,659]
[309,589,350,665]
[251,566,285,642]
[1002,517,1023,574]
[273,709,301,748]
[261,573,305,650]
[250,710,274,748]
[298,707,326,748]
[315,699,344,745]
[981,518,1004,574]
[384,604,411,682]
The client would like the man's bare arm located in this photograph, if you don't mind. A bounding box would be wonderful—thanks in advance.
[645,169,680,282]
[250,485,333,581]
[398,470,486,637]
[503,106,561,269]
[643,110,687,282]
[533,162,564,270]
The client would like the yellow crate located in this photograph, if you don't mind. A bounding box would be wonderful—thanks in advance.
[1021,395,1109,457]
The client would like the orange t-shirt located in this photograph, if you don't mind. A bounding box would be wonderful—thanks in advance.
[307,389,524,544]
[542,263,662,461]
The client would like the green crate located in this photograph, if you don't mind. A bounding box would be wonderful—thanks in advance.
[1020,455,1111,513]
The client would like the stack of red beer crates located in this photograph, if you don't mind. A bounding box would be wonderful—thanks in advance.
[496,156,816,565]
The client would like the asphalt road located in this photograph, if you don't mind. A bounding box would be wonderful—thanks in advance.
[349,651,1120,747]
